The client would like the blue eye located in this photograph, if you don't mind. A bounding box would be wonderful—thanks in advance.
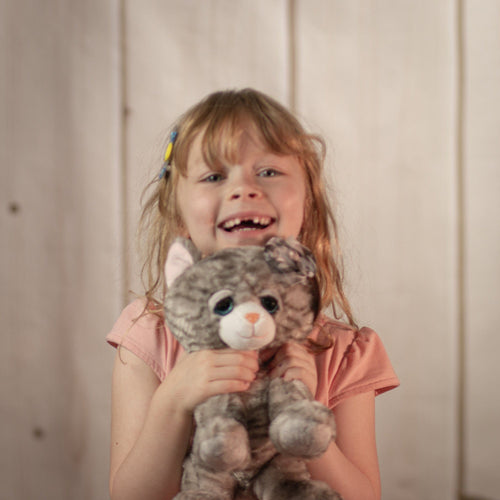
[214,296,234,316]
[260,295,279,314]
[258,168,280,178]
[203,172,224,183]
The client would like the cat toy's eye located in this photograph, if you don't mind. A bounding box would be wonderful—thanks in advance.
[260,295,279,314]
[208,289,235,316]
[213,296,234,316]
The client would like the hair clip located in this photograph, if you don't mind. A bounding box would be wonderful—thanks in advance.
[159,130,178,180]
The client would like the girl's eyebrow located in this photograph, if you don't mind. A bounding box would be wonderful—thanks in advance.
[256,153,297,167]
[188,159,226,176]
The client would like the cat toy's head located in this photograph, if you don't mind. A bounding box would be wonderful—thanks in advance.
[164,237,320,353]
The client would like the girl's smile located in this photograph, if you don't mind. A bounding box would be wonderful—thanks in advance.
[176,127,306,256]
[218,212,274,233]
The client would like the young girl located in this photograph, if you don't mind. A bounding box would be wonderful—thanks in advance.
[106,88,399,500]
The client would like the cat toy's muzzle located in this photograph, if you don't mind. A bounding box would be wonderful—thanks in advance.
[219,302,276,350]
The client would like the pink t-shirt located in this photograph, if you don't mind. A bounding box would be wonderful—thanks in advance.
[106,299,399,408]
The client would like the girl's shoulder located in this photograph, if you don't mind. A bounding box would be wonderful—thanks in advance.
[107,299,164,343]
[106,299,182,381]
[311,314,400,408]
[313,314,387,349]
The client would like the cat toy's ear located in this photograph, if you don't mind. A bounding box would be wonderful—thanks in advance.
[165,237,201,287]
[264,236,316,278]
[265,236,321,318]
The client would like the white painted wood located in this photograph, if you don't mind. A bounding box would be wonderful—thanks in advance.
[462,1,500,498]
[3,2,499,499]
[0,1,121,499]
[124,0,291,295]
[295,2,458,499]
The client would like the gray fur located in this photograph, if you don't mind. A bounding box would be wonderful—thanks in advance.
[164,237,342,500]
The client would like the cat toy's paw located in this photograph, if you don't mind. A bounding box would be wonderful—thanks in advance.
[253,461,344,500]
[197,417,250,471]
[269,401,335,458]
[173,492,229,500]
[280,480,343,500]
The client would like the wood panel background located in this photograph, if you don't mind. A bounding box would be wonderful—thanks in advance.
[1,1,498,499]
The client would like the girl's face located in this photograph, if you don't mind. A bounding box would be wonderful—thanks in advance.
[176,126,307,256]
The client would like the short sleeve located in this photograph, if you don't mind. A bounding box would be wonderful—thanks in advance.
[312,317,399,409]
[330,327,399,408]
[106,299,184,381]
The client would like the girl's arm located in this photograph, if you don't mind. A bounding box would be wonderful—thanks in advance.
[109,346,259,500]
[309,391,380,500]
[269,343,381,500]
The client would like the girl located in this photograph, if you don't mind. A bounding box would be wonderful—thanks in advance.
[107,88,399,500]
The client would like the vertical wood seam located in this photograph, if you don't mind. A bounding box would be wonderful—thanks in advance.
[119,0,129,308]
[287,0,297,113]
[456,0,466,497]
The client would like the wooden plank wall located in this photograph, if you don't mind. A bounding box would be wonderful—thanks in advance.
[295,3,460,499]
[1,1,499,499]
[1,1,121,499]
[462,1,500,498]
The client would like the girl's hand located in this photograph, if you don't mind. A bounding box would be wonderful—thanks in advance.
[157,349,259,415]
[265,342,318,397]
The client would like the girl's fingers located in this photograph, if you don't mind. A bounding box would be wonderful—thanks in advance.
[267,342,318,396]
[165,349,260,410]
[267,343,311,373]
[267,342,308,366]
[203,378,253,396]
[206,364,258,384]
[211,349,260,371]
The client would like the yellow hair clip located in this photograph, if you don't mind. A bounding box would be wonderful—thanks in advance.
[159,130,178,180]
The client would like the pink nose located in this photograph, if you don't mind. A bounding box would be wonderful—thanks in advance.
[245,312,260,324]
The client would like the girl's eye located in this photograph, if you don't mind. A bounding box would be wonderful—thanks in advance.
[258,168,280,178]
[213,296,234,316]
[202,172,224,183]
[260,295,279,314]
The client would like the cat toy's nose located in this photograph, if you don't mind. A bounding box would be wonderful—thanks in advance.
[245,312,260,324]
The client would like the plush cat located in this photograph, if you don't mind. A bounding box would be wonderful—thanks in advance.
[164,237,342,500]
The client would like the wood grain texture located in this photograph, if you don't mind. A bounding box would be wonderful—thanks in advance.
[462,1,500,498]
[0,1,121,499]
[2,1,499,499]
[294,1,458,499]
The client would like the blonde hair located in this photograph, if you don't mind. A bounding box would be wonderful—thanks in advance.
[139,88,356,327]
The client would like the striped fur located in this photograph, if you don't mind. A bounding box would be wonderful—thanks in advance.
[165,238,342,500]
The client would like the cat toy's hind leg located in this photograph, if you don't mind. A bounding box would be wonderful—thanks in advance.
[192,394,251,472]
[268,378,335,458]
[252,455,343,500]
[173,455,237,500]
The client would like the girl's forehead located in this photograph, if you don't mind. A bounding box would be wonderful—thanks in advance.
[188,121,272,167]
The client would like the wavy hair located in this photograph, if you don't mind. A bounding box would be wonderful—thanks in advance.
[138,88,356,327]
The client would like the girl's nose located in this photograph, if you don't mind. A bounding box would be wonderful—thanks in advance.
[228,172,262,201]
[229,188,259,200]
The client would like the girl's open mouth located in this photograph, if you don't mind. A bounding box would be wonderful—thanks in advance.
[220,216,274,232]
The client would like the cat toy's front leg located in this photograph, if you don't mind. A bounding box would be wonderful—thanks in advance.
[192,393,251,472]
[268,378,335,458]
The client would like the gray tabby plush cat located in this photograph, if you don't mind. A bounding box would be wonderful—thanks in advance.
[164,237,342,500]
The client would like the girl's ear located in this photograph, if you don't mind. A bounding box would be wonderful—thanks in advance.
[165,237,200,287]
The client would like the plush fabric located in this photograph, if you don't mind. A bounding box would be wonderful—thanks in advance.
[158,237,342,499]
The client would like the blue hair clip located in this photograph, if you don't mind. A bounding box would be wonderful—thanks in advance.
[159,130,178,180]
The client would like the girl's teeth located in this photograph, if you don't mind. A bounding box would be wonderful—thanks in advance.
[222,216,272,230]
